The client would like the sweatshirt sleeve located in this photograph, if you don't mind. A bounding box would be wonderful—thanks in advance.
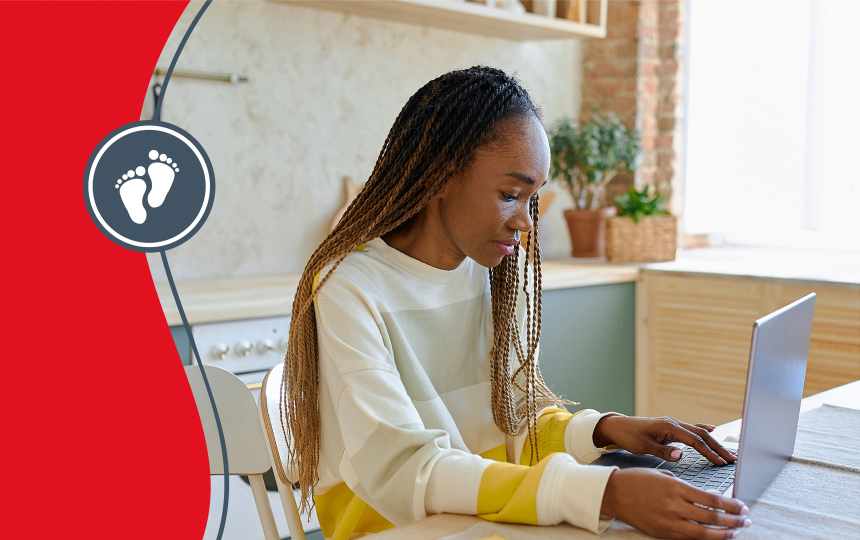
[425,450,616,534]
[425,408,619,534]
[517,408,622,466]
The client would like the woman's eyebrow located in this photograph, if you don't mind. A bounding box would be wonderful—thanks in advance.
[505,172,548,187]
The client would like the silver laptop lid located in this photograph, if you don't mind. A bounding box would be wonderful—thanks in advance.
[734,293,816,506]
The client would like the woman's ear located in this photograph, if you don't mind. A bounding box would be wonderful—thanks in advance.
[435,162,463,199]
[435,180,450,199]
[434,172,457,199]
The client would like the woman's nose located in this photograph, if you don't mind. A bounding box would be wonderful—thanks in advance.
[509,201,533,234]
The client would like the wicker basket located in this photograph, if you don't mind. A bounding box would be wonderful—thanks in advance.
[605,215,677,262]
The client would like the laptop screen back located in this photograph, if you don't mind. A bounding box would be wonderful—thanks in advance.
[734,293,816,506]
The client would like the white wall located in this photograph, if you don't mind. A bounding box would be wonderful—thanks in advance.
[146,0,583,283]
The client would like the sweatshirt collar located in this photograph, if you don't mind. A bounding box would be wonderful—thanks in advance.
[365,237,471,283]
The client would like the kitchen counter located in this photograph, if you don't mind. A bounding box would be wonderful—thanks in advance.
[155,274,301,326]
[644,245,860,289]
[155,260,639,326]
[154,246,858,422]
[154,246,859,326]
[635,246,859,423]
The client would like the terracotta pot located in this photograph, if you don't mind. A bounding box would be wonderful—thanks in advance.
[563,206,617,258]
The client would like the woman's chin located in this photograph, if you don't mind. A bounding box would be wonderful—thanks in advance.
[471,252,507,269]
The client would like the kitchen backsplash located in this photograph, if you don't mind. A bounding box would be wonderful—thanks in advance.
[146,0,583,283]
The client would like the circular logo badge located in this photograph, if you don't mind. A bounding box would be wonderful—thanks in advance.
[83,120,215,252]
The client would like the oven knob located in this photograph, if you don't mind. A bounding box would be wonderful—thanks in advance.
[236,339,253,357]
[258,339,278,353]
[211,342,230,360]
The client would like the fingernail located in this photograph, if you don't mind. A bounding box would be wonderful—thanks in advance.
[740,505,750,515]
[731,530,740,538]
[670,449,682,460]
[743,519,752,528]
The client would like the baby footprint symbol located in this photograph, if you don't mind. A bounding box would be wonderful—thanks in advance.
[115,167,148,224]
[114,150,179,224]
[147,150,179,208]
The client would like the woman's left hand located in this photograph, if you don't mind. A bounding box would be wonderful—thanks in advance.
[592,415,737,466]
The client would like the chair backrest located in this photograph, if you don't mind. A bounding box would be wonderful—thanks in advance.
[185,365,281,540]
[259,362,300,484]
[259,362,307,540]
[185,365,272,475]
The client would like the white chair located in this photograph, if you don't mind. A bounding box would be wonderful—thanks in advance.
[259,362,307,540]
[185,365,281,540]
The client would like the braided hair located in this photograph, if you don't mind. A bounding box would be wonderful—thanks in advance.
[281,66,567,513]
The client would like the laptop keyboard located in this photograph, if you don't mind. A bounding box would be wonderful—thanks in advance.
[665,445,736,492]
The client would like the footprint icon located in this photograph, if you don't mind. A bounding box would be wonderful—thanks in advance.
[114,150,179,224]
[147,150,179,208]
[115,167,148,224]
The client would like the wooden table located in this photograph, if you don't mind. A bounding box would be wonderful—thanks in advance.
[371,380,860,540]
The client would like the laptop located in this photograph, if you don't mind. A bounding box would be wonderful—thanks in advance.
[593,292,816,506]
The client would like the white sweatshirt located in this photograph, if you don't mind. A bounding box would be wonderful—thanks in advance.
[312,238,616,539]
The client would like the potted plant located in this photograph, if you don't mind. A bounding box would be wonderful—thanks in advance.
[549,110,641,257]
[605,185,677,262]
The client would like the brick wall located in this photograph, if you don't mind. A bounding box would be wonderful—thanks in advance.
[656,0,685,216]
[580,0,685,215]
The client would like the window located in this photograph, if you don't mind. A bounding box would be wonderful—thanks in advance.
[684,0,860,251]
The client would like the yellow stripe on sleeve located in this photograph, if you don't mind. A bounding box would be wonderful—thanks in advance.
[314,483,394,540]
[476,452,560,525]
[521,409,586,465]
[312,270,322,298]
[478,443,508,463]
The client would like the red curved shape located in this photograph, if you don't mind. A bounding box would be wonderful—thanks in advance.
[1,2,210,539]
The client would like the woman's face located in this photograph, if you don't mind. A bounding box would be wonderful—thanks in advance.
[436,113,550,268]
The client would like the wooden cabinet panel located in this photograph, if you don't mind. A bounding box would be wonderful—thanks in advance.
[642,275,765,424]
[637,274,860,425]
[776,284,860,395]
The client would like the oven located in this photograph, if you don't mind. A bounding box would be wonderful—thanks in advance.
[174,316,322,540]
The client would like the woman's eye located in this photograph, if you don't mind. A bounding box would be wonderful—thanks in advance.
[501,193,518,202]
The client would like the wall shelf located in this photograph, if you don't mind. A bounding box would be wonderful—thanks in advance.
[277,0,607,41]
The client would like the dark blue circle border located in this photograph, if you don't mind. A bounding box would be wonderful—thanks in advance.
[83,119,216,253]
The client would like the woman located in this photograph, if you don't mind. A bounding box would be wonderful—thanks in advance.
[282,66,750,540]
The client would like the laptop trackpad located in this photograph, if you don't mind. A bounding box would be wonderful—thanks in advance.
[592,450,672,470]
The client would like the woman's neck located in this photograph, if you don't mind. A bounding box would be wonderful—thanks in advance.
[381,205,466,271]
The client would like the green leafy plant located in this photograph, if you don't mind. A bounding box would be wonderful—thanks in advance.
[548,109,641,210]
[614,185,670,224]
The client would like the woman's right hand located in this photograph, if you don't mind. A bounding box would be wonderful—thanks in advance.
[599,468,751,539]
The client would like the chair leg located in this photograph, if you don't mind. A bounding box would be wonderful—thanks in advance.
[273,476,307,540]
[248,474,281,540]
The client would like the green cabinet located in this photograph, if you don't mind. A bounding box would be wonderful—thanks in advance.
[170,325,192,365]
[539,282,635,415]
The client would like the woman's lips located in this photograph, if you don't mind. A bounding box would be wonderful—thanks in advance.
[494,240,517,256]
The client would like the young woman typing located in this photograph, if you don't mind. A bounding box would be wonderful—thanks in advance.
[280,66,750,540]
